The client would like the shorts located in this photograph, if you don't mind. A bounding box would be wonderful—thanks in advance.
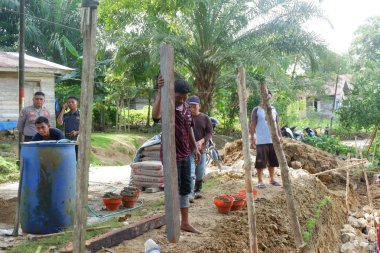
[255,144,279,169]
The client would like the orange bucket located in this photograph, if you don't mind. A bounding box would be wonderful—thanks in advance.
[213,195,234,214]
[230,194,245,211]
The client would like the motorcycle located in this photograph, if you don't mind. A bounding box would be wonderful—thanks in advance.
[281,125,295,139]
[281,125,305,142]
[290,126,305,142]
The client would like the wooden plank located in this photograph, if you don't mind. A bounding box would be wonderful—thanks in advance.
[236,67,258,253]
[258,81,304,249]
[160,44,180,243]
[60,213,166,253]
[73,5,98,253]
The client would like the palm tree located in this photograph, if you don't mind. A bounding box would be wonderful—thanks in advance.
[158,0,326,113]
[0,0,82,66]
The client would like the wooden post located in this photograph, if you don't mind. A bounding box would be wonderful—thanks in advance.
[73,1,98,252]
[160,44,180,243]
[236,67,258,253]
[354,136,358,158]
[361,153,374,209]
[18,0,25,156]
[258,81,304,249]
[365,125,378,159]
[345,154,350,213]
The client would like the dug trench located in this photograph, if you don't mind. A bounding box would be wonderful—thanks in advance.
[99,139,377,253]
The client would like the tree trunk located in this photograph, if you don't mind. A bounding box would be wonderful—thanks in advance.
[258,81,304,249]
[146,97,151,127]
[193,69,218,114]
[115,100,120,132]
[100,102,105,131]
[127,98,130,133]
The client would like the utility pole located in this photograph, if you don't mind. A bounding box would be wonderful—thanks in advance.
[73,0,98,252]
[330,75,339,129]
[160,45,180,243]
[18,0,25,151]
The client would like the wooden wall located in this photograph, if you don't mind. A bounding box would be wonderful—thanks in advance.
[0,71,56,127]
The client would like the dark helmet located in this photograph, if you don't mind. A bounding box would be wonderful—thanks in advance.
[210,117,218,128]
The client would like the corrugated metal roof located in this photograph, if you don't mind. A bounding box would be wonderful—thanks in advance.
[0,52,73,73]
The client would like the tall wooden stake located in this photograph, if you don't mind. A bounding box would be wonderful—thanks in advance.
[258,81,304,249]
[361,153,373,209]
[345,154,351,213]
[18,0,25,155]
[160,45,180,243]
[365,125,378,159]
[236,67,258,253]
[74,1,98,252]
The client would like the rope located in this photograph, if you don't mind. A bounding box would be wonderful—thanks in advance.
[87,199,143,218]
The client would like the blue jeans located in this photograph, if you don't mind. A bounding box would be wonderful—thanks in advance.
[190,153,207,194]
[177,156,192,208]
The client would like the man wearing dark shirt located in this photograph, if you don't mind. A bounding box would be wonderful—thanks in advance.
[152,77,201,234]
[57,96,80,157]
[57,96,80,140]
[187,95,212,200]
[32,116,65,141]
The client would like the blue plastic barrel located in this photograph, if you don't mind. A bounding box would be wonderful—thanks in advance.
[20,141,76,234]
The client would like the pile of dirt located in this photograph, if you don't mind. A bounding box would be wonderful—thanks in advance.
[223,139,254,166]
[222,138,344,175]
[282,139,344,174]
[105,170,347,253]
[0,197,17,225]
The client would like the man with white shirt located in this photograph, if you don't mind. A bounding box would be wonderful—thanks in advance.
[250,91,283,189]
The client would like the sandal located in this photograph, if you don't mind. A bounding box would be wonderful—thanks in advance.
[270,180,281,187]
[256,183,266,189]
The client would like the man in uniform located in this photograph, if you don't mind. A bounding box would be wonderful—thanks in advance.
[17,91,50,142]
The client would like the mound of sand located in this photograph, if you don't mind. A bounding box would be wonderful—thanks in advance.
[222,138,344,175]
[106,170,347,253]
[282,139,344,174]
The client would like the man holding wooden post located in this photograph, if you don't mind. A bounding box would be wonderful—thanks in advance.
[250,91,283,189]
[152,76,201,234]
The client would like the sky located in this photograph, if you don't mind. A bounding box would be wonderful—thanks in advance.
[307,0,380,54]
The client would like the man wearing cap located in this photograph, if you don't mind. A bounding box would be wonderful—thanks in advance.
[152,76,201,234]
[187,95,213,201]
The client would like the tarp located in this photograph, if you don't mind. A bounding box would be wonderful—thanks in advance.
[0,121,17,131]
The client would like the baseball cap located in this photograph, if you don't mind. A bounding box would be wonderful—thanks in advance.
[188,95,200,105]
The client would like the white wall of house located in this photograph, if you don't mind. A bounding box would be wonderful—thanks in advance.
[0,72,56,126]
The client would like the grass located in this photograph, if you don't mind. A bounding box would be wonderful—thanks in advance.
[203,176,224,190]
[10,219,123,253]
[0,143,12,151]
[0,156,18,183]
[302,196,332,243]
[10,197,166,253]
[91,134,114,149]
[90,131,153,166]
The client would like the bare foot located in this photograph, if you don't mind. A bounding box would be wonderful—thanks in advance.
[181,223,202,234]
